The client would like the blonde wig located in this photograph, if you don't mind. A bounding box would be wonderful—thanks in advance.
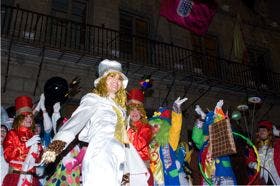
[127,103,148,125]
[93,72,127,109]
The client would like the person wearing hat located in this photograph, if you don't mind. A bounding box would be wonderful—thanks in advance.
[127,88,153,185]
[247,120,280,185]
[192,101,237,185]
[148,97,188,186]
[41,59,146,186]
[2,96,42,186]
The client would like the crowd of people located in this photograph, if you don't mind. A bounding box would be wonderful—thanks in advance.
[1,59,279,186]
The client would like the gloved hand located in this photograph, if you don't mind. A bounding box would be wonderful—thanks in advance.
[195,119,204,128]
[195,105,206,120]
[216,100,224,109]
[248,162,257,170]
[53,102,61,113]
[172,97,188,113]
[25,135,41,147]
[33,93,45,113]
[273,125,280,137]
[40,94,46,111]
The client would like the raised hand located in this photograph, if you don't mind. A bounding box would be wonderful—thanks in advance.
[53,102,61,113]
[172,97,188,113]
[216,100,224,109]
[40,94,46,111]
[195,105,206,120]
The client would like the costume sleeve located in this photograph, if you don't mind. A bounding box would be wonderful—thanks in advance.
[169,111,182,150]
[192,126,205,149]
[133,125,153,152]
[3,130,23,162]
[53,94,97,148]
[42,111,53,133]
[51,111,61,134]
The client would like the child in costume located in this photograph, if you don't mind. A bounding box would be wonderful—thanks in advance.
[148,97,188,186]
[3,96,42,186]
[247,120,280,185]
[192,100,237,185]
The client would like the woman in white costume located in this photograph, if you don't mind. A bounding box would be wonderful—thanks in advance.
[41,59,133,186]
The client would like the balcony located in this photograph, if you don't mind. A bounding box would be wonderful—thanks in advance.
[1,4,280,96]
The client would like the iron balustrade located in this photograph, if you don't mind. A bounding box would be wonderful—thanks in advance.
[1,4,280,94]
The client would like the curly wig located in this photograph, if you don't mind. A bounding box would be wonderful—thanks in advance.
[92,71,127,109]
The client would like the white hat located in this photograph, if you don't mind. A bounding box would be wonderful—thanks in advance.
[94,59,128,88]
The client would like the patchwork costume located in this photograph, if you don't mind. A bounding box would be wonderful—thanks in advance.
[192,101,237,185]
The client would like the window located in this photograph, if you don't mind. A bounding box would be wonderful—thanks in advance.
[191,34,220,78]
[51,0,87,22]
[247,46,271,87]
[119,10,149,63]
[49,0,88,48]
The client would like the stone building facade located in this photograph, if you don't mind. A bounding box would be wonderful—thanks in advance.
[1,0,280,140]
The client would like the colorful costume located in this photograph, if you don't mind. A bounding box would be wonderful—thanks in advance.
[46,145,81,186]
[127,88,153,185]
[127,120,152,161]
[149,97,188,185]
[192,102,236,185]
[127,88,153,162]
[42,60,149,186]
[3,96,42,186]
[247,120,280,185]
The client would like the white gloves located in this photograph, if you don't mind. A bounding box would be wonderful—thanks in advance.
[195,105,206,120]
[248,162,257,170]
[26,135,41,147]
[273,125,280,137]
[52,102,61,134]
[53,102,60,113]
[216,100,224,109]
[195,119,204,128]
[40,94,46,111]
[172,97,188,113]
[33,93,46,113]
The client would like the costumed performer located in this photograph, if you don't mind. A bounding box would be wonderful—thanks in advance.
[148,97,188,186]
[247,120,280,185]
[3,96,42,186]
[127,88,154,185]
[192,101,237,185]
[41,59,148,186]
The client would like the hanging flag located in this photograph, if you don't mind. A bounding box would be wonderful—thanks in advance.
[232,15,248,63]
[160,0,218,36]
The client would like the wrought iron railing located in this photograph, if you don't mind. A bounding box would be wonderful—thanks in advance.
[1,4,280,94]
